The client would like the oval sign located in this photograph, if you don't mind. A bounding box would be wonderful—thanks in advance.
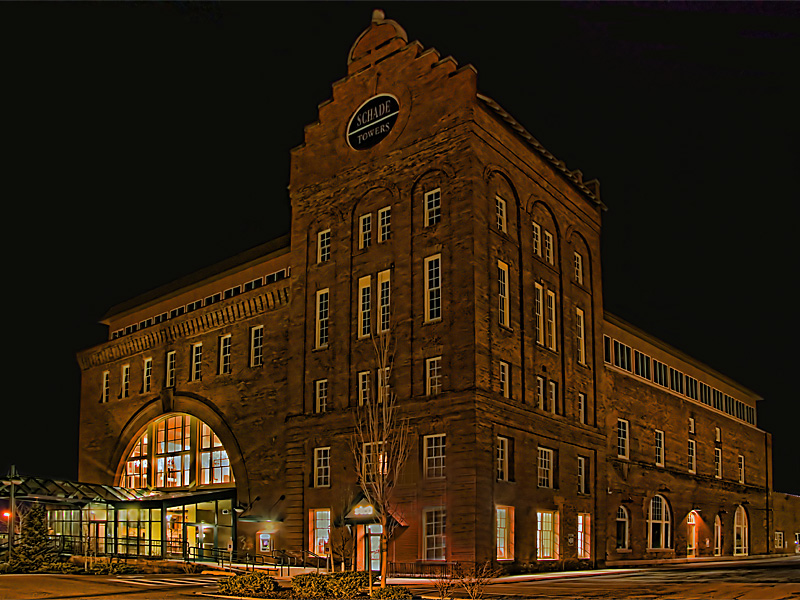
[347,94,399,150]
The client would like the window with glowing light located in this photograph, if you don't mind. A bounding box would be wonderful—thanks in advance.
[119,414,233,490]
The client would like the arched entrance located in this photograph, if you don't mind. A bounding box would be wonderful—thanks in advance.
[734,505,748,556]
[687,511,699,557]
[117,413,237,557]
[714,514,722,556]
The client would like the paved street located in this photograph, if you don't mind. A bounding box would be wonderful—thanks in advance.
[0,557,798,600]
[0,573,221,600]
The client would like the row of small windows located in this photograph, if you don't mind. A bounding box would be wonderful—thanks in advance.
[603,335,755,426]
[111,268,290,340]
[101,327,268,402]
[497,363,589,425]
[616,418,747,483]
[312,436,590,499]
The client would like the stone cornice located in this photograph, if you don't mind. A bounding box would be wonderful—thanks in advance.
[77,285,290,371]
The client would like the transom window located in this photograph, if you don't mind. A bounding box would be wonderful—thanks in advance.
[120,414,234,490]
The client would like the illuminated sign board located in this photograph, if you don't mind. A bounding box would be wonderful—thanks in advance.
[347,94,399,150]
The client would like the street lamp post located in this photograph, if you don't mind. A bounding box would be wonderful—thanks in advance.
[2,465,24,559]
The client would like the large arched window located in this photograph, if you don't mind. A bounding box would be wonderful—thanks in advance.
[734,505,748,556]
[120,413,234,490]
[616,506,630,549]
[648,495,671,549]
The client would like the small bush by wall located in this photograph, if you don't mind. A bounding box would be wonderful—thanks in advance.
[218,571,279,598]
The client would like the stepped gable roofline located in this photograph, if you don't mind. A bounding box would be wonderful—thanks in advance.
[101,233,290,324]
[605,311,763,402]
[477,93,606,212]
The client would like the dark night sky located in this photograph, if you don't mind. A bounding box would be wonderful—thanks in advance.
[2,3,798,493]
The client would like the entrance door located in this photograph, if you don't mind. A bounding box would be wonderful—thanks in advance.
[687,511,698,557]
[187,523,216,559]
[367,524,382,573]
[88,522,107,555]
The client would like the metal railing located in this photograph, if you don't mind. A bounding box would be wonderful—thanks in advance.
[389,561,460,577]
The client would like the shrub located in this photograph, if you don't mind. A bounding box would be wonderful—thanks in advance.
[292,571,371,598]
[218,571,279,598]
[371,585,412,600]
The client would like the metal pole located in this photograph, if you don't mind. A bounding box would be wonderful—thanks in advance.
[3,466,23,559]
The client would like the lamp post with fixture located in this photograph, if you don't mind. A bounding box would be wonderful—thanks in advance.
[2,465,24,559]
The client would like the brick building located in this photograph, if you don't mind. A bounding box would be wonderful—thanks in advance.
[70,11,798,568]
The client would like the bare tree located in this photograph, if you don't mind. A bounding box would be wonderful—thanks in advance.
[454,561,501,600]
[350,329,411,589]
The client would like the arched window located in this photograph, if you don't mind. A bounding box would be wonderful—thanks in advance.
[648,495,671,549]
[734,505,748,556]
[714,514,722,556]
[616,506,630,549]
[120,413,234,490]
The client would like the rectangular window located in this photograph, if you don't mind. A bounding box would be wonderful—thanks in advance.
[653,360,669,387]
[544,230,554,265]
[498,260,509,328]
[603,335,612,363]
[689,417,695,434]
[316,289,329,348]
[669,368,685,394]
[377,367,389,404]
[315,379,328,413]
[534,283,544,345]
[358,275,371,338]
[121,364,130,398]
[634,350,651,380]
[497,436,510,482]
[500,361,510,398]
[576,308,586,365]
[315,447,330,488]
[425,189,441,227]
[655,429,664,467]
[537,510,559,560]
[358,371,370,406]
[738,454,745,484]
[548,380,558,414]
[309,509,331,555]
[378,269,391,333]
[101,370,110,403]
[317,229,331,263]
[143,358,152,393]
[496,506,514,560]
[424,434,446,479]
[577,456,588,494]
[688,439,696,474]
[536,376,545,410]
[577,513,591,559]
[219,335,232,374]
[685,376,698,400]
[190,344,202,381]
[713,388,723,411]
[362,442,386,483]
[775,531,785,549]
[166,351,176,388]
[359,214,372,249]
[578,392,587,425]
[574,252,584,285]
[378,206,391,242]
[532,221,542,256]
[423,508,446,560]
[613,340,632,371]
[425,255,442,322]
[700,382,712,405]
[546,290,556,350]
[538,447,553,488]
[714,448,722,479]
[250,325,264,367]
[715,427,722,443]
[617,419,629,459]
[495,196,507,232]
[426,357,442,396]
